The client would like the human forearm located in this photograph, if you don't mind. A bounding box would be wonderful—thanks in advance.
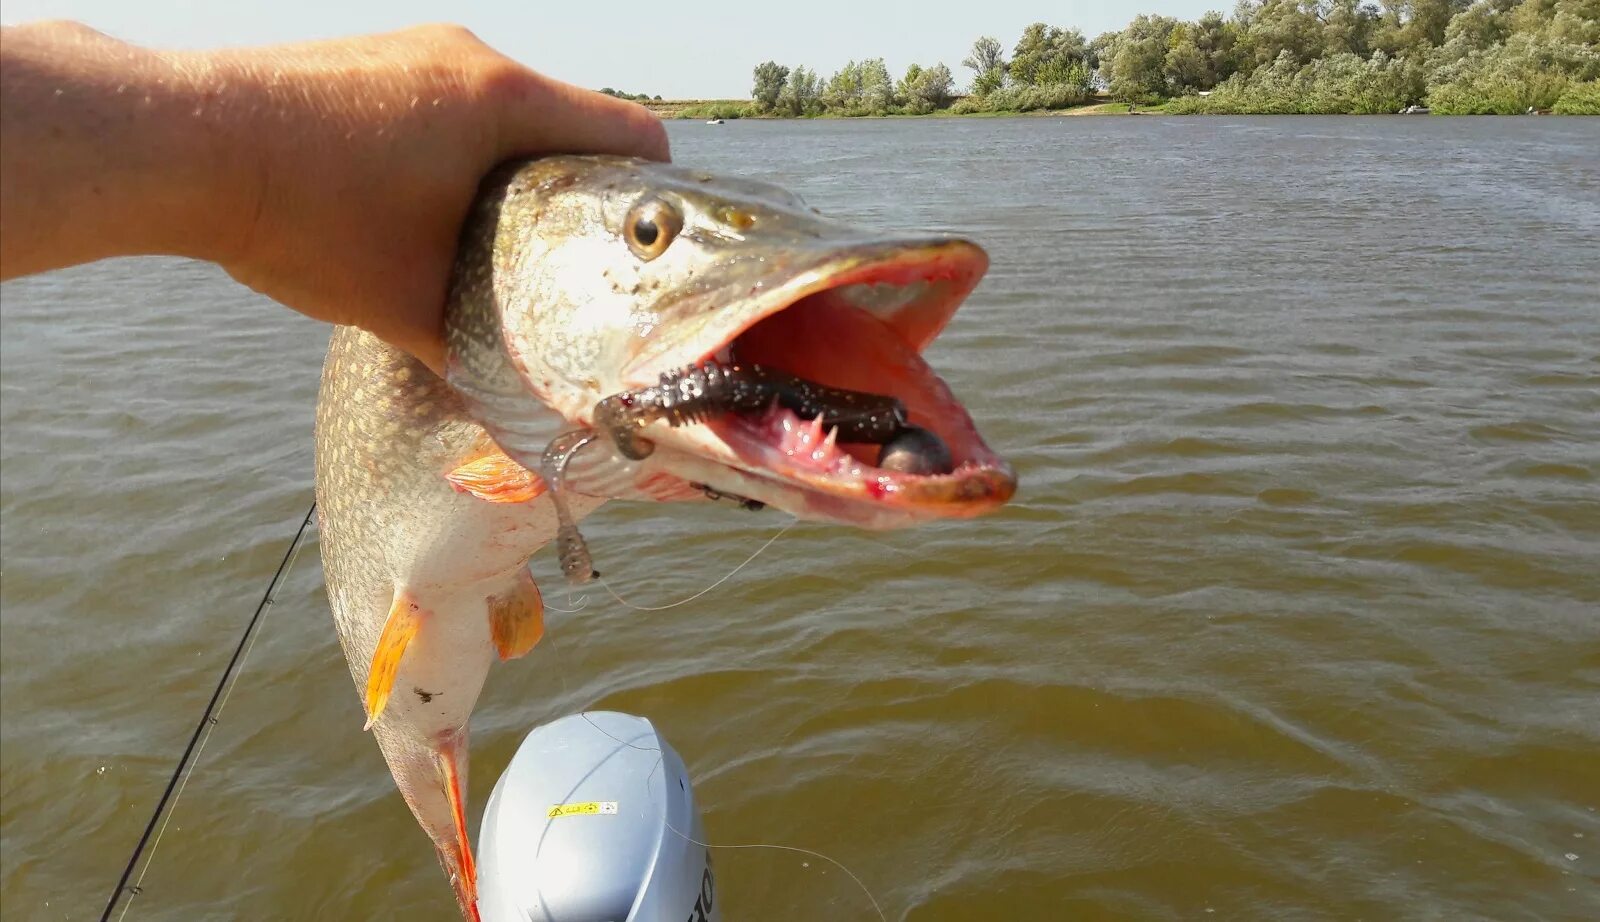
[0,22,247,278]
[1,22,668,372]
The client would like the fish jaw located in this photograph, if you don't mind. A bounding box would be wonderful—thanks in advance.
[609,239,1016,527]
[446,156,1017,526]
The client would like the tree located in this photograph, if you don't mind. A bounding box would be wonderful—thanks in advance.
[898,62,924,101]
[823,61,865,113]
[1194,10,1244,83]
[900,62,954,113]
[896,63,923,109]
[1443,0,1513,52]
[1512,0,1600,46]
[1321,0,1381,57]
[1427,27,1600,112]
[963,36,1008,94]
[921,63,956,107]
[751,61,790,112]
[1241,0,1326,67]
[1011,23,1092,87]
[1410,0,1471,48]
[1090,30,1122,87]
[778,66,820,116]
[765,0,1600,117]
[1165,24,1214,93]
[1108,15,1179,100]
[1372,0,1473,55]
[1049,28,1091,73]
[1010,23,1054,85]
[860,58,895,114]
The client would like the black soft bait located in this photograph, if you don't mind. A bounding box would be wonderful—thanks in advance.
[594,361,908,460]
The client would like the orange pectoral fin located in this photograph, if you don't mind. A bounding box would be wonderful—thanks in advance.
[488,570,544,661]
[446,450,547,504]
[364,593,424,731]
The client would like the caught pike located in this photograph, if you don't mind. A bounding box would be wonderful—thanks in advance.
[313,155,1016,919]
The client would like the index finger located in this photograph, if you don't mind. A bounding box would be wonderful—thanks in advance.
[487,65,671,163]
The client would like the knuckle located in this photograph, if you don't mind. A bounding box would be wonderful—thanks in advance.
[26,19,111,41]
[470,57,534,108]
[411,22,485,49]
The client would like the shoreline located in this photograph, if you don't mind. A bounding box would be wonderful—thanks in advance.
[650,107,1584,120]
[645,99,1168,120]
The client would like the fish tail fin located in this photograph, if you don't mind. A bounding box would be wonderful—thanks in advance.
[374,726,481,921]
[439,733,479,920]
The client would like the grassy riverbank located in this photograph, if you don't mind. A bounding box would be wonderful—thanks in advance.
[648,96,1174,120]
[650,89,1598,120]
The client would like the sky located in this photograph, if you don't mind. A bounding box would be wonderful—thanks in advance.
[3,1,1226,99]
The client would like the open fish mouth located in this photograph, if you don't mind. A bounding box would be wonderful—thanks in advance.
[619,239,1017,524]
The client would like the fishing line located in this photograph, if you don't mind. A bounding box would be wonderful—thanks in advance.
[542,593,590,614]
[575,712,887,922]
[100,500,317,922]
[527,423,869,912]
[541,510,876,916]
[661,820,888,922]
[597,518,795,612]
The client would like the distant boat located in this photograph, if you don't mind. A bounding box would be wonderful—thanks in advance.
[1399,105,1430,115]
[706,118,725,125]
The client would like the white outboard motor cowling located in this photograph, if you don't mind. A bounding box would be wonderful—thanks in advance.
[477,711,720,922]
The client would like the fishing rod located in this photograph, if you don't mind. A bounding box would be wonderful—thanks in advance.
[99,500,317,922]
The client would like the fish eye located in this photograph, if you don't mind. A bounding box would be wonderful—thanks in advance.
[624,196,682,261]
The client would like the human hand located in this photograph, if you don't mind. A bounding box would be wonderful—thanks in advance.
[205,26,670,373]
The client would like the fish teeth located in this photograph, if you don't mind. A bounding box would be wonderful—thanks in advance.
[807,414,825,442]
[821,426,839,453]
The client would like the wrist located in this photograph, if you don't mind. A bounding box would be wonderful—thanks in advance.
[132,47,265,268]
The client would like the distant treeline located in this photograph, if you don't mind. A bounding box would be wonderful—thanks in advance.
[714,1,1599,117]
[598,88,663,102]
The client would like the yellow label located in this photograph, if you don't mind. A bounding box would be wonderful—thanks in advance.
[547,800,618,818]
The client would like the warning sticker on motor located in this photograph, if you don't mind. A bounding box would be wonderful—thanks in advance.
[546,801,619,818]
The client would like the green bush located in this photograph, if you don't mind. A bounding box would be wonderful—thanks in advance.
[948,82,1092,114]
[1552,79,1600,114]
[1427,73,1571,113]
[676,102,753,120]
[1168,50,1423,114]
[983,82,1093,111]
[1427,34,1600,114]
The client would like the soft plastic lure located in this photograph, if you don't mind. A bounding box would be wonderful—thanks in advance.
[546,361,955,586]
[593,360,907,461]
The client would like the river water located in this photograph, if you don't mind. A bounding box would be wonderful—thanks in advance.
[2,116,1597,921]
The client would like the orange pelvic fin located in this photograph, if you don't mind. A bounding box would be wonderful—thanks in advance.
[439,736,479,919]
[445,449,547,504]
[487,569,544,661]
[364,593,424,731]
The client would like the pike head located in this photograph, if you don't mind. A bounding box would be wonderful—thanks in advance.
[445,155,1015,528]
